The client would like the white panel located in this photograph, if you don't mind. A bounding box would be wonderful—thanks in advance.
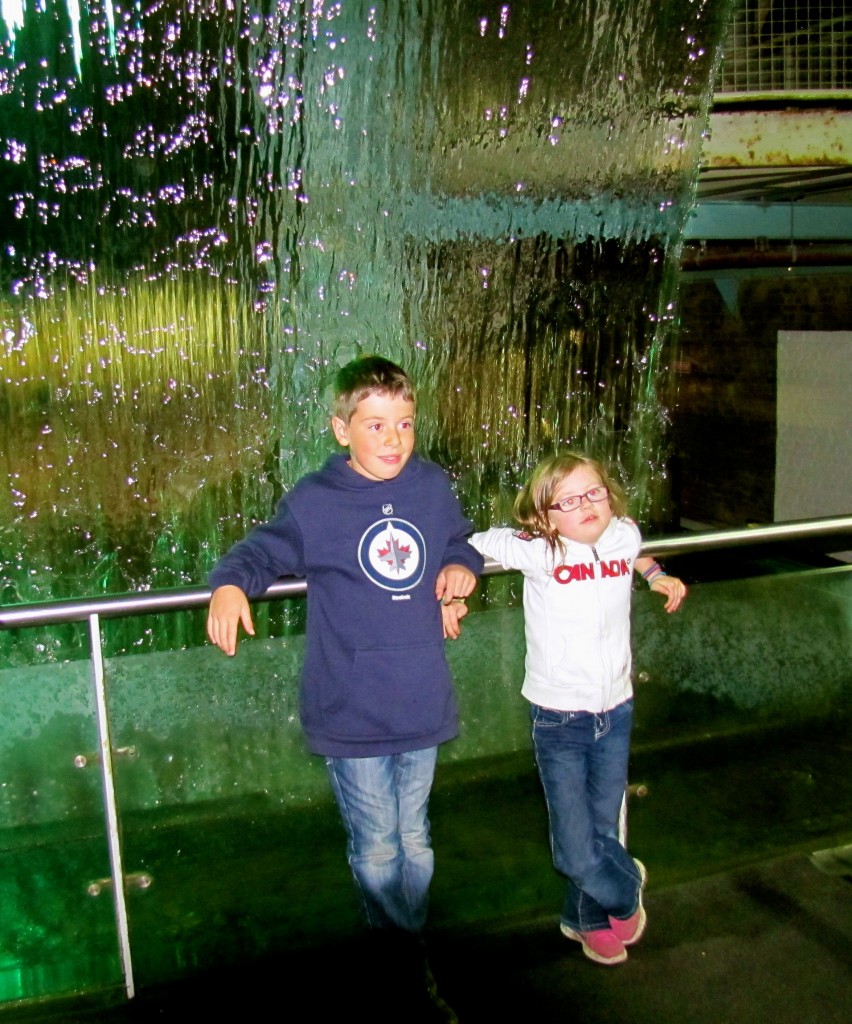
[776,332,852,559]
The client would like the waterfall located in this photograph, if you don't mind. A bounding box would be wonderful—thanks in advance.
[0,0,734,660]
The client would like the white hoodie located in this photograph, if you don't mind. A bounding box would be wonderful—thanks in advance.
[469,517,641,713]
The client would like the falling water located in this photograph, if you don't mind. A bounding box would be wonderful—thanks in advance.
[0,0,734,662]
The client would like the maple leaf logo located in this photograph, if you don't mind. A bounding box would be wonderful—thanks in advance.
[359,517,424,591]
[376,529,412,573]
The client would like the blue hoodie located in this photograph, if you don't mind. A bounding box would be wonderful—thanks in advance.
[209,453,483,757]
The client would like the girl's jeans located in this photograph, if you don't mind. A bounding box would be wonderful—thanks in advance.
[531,699,642,933]
[326,746,437,933]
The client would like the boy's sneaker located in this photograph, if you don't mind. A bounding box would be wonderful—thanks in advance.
[559,923,628,965]
[609,858,648,946]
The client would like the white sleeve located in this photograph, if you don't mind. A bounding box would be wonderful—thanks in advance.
[469,528,546,574]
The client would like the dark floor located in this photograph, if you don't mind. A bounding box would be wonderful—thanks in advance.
[435,849,852,1024]
[4,714,851,1024]
[8,847,851,1024]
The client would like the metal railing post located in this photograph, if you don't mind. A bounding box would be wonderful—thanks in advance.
[88,613,135,999]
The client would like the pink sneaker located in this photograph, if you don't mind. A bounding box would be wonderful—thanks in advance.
[560,923,628,965]
[609,859,648,946]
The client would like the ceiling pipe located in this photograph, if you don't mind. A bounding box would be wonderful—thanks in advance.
[681,244,852,271]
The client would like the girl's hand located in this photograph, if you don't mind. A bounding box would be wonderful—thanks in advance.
[435,564,477,604]
[650,575,687,613]
[441,600,469,639]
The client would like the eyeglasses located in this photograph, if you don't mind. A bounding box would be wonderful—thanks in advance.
[548,486,609,513]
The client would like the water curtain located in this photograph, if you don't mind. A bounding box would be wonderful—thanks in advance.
[0,0,733,659]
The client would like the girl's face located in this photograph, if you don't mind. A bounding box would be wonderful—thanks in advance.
[547,465,613,546]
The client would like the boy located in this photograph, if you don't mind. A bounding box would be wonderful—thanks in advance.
[207,356,481,972]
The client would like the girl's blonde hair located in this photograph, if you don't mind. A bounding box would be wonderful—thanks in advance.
[513,452,628,555]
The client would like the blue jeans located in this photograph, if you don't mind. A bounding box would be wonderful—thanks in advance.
[531,699,642,933]
[326,747,437,933]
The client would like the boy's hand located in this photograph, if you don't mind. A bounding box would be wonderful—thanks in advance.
[650,575,688,613]
[435,564,477,605]
[207,584,255,656]
[441,600,469,640]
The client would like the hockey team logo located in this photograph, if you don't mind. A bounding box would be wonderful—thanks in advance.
[359,518,426,592]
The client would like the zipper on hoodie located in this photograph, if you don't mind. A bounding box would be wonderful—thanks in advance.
[590,545,614,709]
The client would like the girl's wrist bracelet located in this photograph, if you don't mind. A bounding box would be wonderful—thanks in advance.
[642,561,667,585]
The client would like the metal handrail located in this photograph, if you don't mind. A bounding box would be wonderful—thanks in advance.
[639,514,852,558]
[1,515,850,630]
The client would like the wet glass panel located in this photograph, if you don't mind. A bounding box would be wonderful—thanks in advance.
[0,653,122,1003]
[79,564,852,987]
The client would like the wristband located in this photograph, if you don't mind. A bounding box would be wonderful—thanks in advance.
[642,562,667,585]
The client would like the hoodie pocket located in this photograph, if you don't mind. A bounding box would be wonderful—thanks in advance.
[331,642,454,741]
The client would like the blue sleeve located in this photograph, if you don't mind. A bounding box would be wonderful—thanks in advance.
[439,484,484,577]
[208,497,306,597]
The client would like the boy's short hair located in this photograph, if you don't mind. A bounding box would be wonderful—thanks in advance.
[332,355,416,422]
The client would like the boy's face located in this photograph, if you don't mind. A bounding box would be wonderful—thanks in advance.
[547,465,613,546]
[331,391,416,482]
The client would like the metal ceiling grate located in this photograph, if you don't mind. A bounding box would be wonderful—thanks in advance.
[718,0,852,97]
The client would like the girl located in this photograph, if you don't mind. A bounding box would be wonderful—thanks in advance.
[462,452,686,965]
